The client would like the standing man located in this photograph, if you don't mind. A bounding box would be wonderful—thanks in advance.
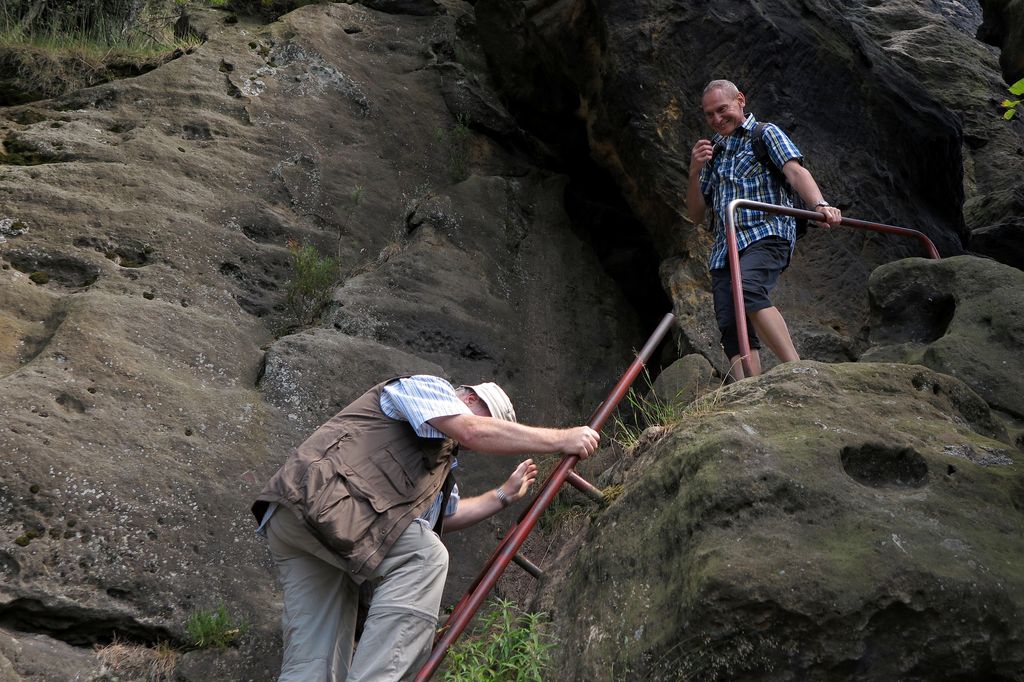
[252,374,599,681]
[686,79,843,379]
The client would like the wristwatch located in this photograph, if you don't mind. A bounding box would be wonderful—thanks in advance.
[814,200,830,209]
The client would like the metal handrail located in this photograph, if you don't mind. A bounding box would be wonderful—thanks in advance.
[725,200,941,377]
[414,312,677,681]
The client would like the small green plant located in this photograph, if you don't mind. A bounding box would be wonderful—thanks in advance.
[185,605,247,649]
[443,598,555,682]
[1000,77,1024,120]
[286,239,338,325]
[435,114,472,182]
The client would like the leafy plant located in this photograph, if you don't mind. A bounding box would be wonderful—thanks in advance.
[286,239,338,325]
[443,598,556,682]
[185,604,247,649]
[1000,77,1024,120]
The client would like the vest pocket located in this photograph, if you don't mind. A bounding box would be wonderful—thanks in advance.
[306,474,376,556]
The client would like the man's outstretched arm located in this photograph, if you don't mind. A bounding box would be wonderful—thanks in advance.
[443,459,538,532]
[428,414,599,458]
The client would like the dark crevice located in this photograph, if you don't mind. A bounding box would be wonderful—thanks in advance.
[6,249,101,288]
[0,597,180,648]
[473,2,672,371]
[563,160,673,337]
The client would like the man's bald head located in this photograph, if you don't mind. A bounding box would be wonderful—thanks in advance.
[703,79,739,99]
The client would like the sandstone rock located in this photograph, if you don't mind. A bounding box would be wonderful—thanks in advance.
[474,0,1024,374]
[862,255,1024,431]
[258,329,446,433]
[0,626,101,681]
[0,3,644,678]
[968,209,1024,271]
[357,0,445,16]
[650,353,716,408]
[539,362,1024,681]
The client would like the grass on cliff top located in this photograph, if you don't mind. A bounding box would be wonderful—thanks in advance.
[0,7,200,104]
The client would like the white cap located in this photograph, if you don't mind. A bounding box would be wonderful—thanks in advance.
[461,382,516,423]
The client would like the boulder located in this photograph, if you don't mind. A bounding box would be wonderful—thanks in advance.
[862,255,1024,436]
[650,353,716,408]
[538,362,1023,681]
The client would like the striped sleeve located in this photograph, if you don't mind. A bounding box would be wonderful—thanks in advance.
[762,124,802,169]
[380,375,470,438]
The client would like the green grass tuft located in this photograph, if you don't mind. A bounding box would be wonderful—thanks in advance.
[185,604,247,649]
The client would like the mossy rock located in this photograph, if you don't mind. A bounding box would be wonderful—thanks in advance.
[543,362,1024,681]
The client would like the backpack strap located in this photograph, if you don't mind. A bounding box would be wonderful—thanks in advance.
[751,122,788,185]
[750,122,809,238]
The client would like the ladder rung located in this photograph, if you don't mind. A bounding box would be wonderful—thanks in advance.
[566,471,605,503]
[512,553,544,579]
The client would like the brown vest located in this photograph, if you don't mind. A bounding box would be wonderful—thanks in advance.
[252,378,455,581]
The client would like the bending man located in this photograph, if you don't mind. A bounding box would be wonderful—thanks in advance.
[252,374,599,681]
[687,79,842,379]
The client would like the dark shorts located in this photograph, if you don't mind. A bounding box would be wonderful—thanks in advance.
[711,236,791,358]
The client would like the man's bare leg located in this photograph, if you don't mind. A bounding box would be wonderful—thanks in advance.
[748,307,799,363]
[727,349,761,382]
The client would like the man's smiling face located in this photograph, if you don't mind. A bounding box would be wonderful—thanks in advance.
[702,87,747,137]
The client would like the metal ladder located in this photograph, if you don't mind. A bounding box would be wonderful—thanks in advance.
[414,312,677,680]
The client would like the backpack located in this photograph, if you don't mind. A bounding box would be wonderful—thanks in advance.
[749,122,808,239]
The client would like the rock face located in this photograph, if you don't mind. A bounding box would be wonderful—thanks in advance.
[474,0,1024,372]
[1,0,1023,680]
[0,2,642,678]
[538,362,1023,681]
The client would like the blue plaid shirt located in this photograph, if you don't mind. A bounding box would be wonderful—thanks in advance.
[699,114,802,270]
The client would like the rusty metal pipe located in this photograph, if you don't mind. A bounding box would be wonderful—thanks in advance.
[724,199,941,377]
[566,470,605,503]
[414,312,676,681]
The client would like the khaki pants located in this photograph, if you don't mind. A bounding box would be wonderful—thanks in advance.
[266,510,449,682]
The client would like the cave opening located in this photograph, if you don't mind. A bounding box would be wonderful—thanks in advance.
[562,157,674,345]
